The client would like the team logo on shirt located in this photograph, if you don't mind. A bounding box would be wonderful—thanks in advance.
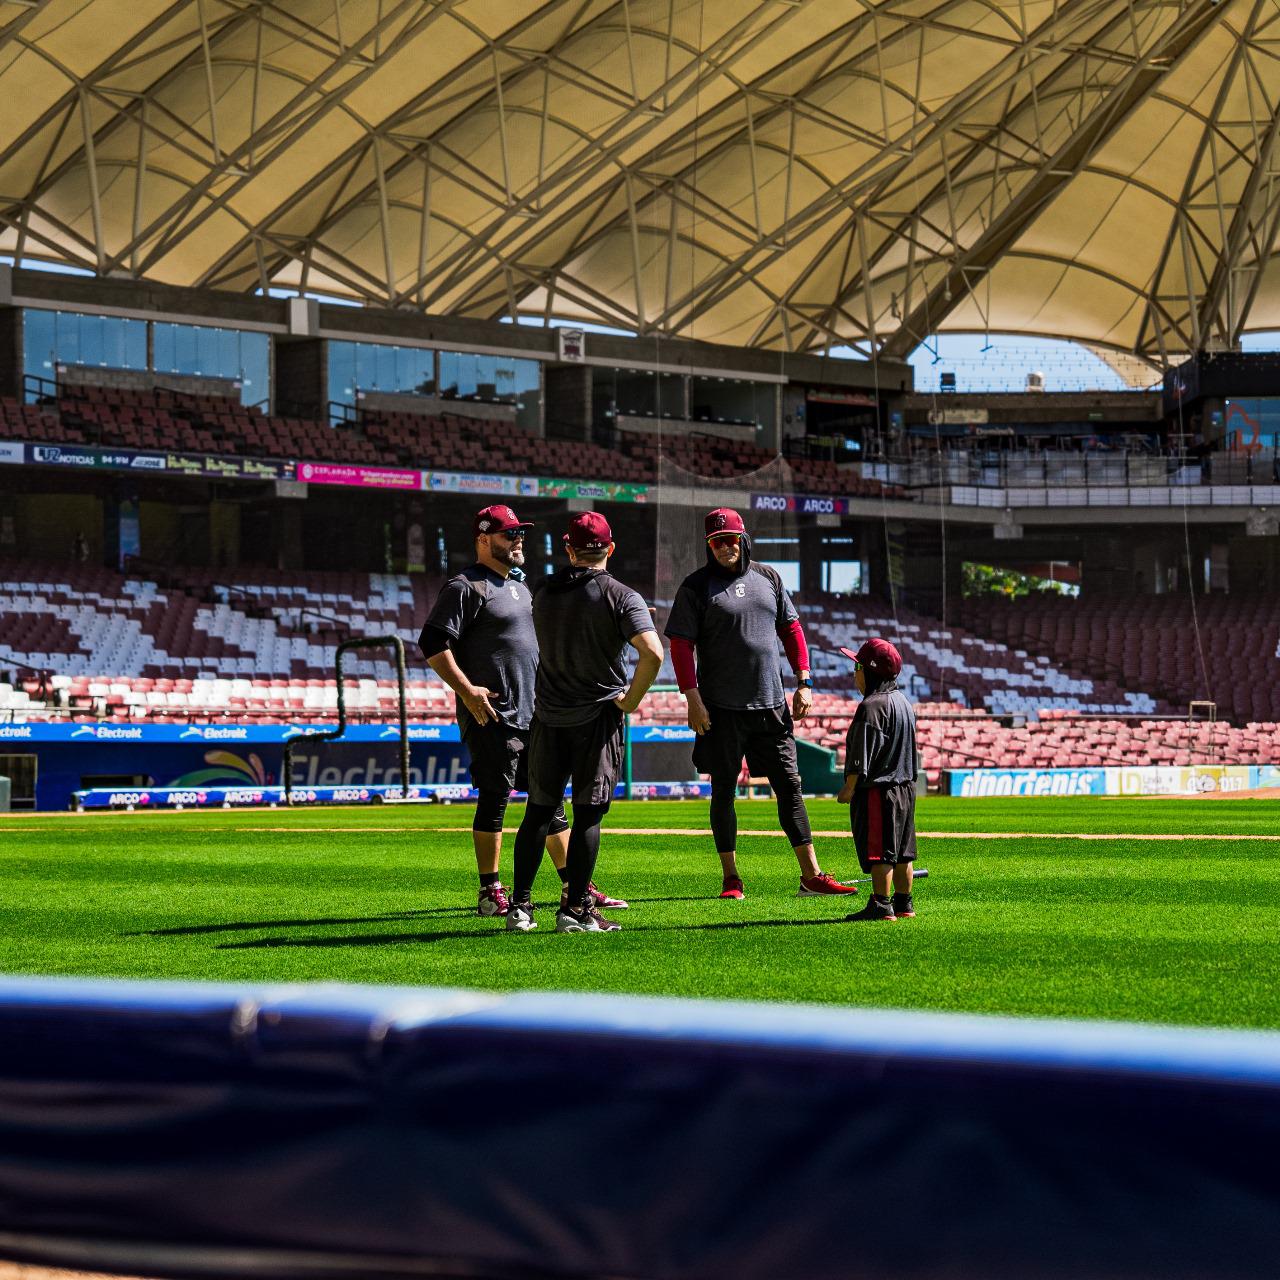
[509,584,520,599]
[734,581,746,597]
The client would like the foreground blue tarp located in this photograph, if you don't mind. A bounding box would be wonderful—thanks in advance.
[0,976,1278,1279]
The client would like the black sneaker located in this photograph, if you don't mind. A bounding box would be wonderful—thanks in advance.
[893,893,916,918]
[846,895,896,923]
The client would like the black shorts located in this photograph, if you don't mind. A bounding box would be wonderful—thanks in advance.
[462,721,568,832]
[692,703,800,784]
[851,781,917,873]
[526,705,626,809]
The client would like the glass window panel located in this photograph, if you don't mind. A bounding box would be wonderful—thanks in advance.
[760,560,801,593]
[240,332,269,406]
[175,323,199,373]
[125,319,147,370]
[153,322,173,371]
[218,328,239,377]
[22,309,56,400]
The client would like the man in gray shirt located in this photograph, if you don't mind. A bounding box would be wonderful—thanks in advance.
[506,511,664,935]
[419,504,626,918]
[666,507,857,900]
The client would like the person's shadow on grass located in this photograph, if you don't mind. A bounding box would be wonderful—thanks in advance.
[128,905,472,938]
[214,914,847,950]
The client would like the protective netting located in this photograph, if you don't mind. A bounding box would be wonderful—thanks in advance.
[652,449,803,640]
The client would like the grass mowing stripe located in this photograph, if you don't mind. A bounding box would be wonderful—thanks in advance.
[1,800,1276,1029]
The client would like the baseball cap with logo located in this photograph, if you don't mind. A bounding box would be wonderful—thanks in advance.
[704,508,747,540]
[564,511,613,550]
[838,637,903,679]
[474,505,534,537]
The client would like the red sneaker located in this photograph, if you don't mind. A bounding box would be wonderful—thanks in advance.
[588,882,629,910]
[477,882,511,917]
[719,876,745,899]
[797,872,859,897]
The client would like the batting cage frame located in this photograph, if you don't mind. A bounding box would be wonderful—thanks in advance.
[283,635,410,805]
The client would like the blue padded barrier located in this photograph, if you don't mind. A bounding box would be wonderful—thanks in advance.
[0,976,1278,1279]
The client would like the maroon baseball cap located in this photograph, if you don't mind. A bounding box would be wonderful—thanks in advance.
[704,508,746,540]
[564,511,613,550]
[474,504,533,537]
[838,637,903,679]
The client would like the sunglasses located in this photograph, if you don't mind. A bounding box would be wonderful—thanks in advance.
[708,534,742,548]
[495,529,526,541]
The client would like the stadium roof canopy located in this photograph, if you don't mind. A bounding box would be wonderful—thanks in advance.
[0,0,1273,377]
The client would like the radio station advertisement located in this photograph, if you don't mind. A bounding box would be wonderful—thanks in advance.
[19,442,296,482]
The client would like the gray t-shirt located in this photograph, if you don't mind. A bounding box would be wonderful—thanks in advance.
[665,563,799,710]
[532,565,656,727]
[421,565,537,732]
[845,680,917,788]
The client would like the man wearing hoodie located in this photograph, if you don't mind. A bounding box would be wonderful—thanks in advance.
[506,512,664,934]
[665,508,857,900]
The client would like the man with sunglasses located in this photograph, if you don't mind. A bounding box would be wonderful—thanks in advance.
[419,504,626,918]
[666,508,857,900]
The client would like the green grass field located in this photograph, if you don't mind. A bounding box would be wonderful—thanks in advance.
[2,795,1278,1029]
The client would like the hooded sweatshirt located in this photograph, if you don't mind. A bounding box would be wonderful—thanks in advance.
[531,563,656,726]
[665,534,802,711]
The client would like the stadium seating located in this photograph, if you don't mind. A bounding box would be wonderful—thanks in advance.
[793,592,1164,715]
[0,560,439,688]
[2,558,1272,784]
[3,389,900,498]
[959,594,1280,724]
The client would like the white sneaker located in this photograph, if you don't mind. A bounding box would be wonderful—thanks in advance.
[505,900,537,932]
[555,905,602,933]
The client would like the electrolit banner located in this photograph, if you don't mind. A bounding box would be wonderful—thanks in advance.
[297,461,424,490]
[0,723,460,743]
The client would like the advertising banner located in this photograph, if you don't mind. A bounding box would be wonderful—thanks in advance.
[0,723,461,743]
[948,764,1270,798]
[630,725,696,743]
[425,470,536,497]
[19,729,468,810]
[537,477,650,503]
[20,442,296,482]
[750,492,853,516]
[28,443,103,468]
[1110,765,1255,796]
[947,767,1110,797]
[297,461,423,491]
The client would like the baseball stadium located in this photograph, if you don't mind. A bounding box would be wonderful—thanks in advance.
[1,1,1279,1277]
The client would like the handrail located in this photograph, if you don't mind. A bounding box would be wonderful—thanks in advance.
[283,635,409,804]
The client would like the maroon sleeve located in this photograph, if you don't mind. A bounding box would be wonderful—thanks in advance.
[670,634,698,691]
[777,618,810,674]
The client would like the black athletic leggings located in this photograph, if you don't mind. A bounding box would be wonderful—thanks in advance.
[709,767,811,853]
[513,802,608,907]
[474,788,568,836]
